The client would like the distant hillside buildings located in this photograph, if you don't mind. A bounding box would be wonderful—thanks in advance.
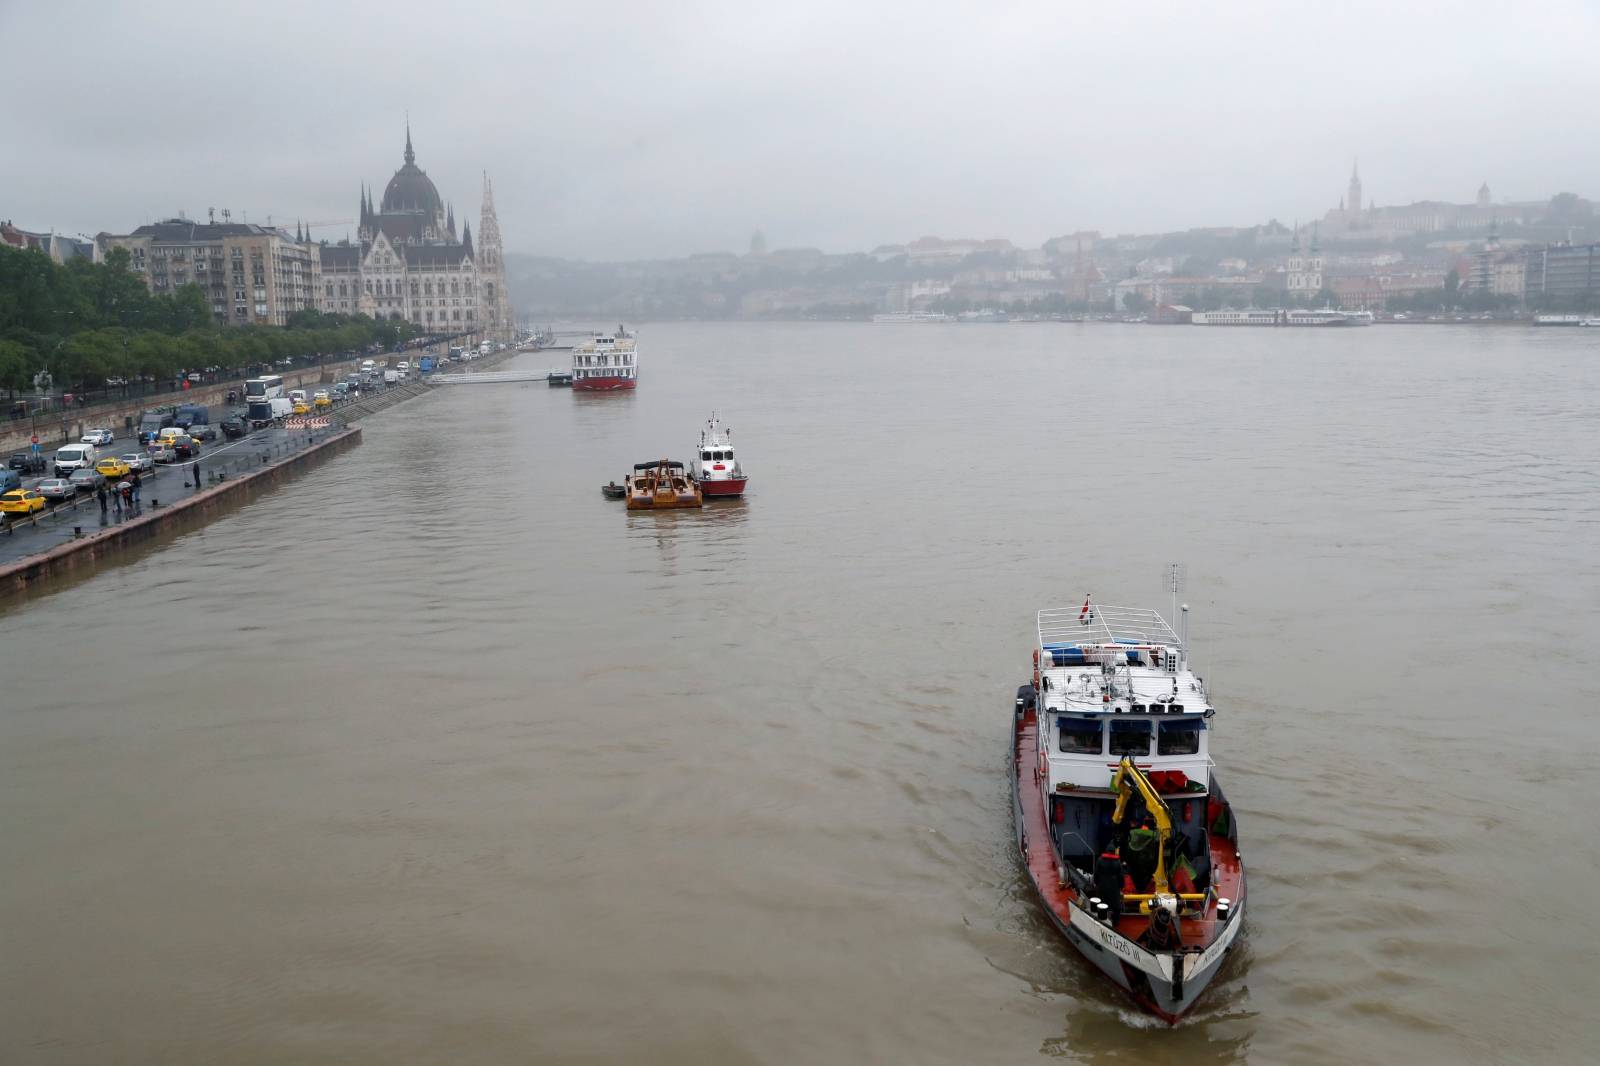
[1323,162,1538,239]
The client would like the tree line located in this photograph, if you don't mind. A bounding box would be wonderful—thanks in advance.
[0,244,414,397]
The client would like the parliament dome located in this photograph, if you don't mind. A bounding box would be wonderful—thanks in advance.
[380,127,442,216]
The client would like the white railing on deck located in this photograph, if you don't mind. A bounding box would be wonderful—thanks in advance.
[1037,604,1180,651]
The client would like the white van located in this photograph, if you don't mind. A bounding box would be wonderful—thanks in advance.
[54,443,98,477]
[360,359,376,371]
[288,389,308,405]
[383,369,400,384]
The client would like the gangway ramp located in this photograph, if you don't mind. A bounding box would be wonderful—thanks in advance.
[429,369,554,384]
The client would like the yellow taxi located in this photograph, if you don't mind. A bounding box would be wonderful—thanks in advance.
[157,427,187,448]
[312,390,332,408]
[292,401,311,415]
[95,456,132,480]
[0,489,47,516]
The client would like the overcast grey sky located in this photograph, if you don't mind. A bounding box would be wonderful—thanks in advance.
[3,0,1597,260]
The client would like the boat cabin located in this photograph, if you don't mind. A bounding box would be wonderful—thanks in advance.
[572,331,638,382]
[1033,605,1217,883]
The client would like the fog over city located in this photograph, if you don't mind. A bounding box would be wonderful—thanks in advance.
[3,0,1598,259]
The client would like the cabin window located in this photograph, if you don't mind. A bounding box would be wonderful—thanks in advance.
[1157,718,1203,756]
[1109,719,1152,756]
[1057,717,1102,754]
[702,451,712,461]
[713,450,725,461]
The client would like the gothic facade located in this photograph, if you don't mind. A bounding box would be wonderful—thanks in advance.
[319,126,512,340]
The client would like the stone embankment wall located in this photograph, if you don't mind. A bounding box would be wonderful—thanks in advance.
[0,427,363,599]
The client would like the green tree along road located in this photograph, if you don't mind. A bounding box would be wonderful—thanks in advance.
[0,244,416,402]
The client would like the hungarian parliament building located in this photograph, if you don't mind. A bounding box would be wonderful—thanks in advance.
[317,126,512,340]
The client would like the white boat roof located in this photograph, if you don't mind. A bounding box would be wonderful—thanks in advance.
[1036,603,1210,717]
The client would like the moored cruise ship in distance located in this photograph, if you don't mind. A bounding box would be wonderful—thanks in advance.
[1191,308,1373,327]
[872,311,951,323]
[571,327,638,390]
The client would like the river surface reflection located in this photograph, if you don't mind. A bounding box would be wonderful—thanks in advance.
[2,322,1597,1064]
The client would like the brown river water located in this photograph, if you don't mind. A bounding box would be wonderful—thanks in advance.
[2,322,1597,1064]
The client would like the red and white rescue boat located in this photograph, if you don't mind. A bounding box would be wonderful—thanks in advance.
[692,414,747,497]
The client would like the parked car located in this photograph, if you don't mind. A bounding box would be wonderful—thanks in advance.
[81,428,114,446]
[120,452,155,473]
[95,457,132,481]
[219,417,246,440]
[8,451,46,474]
[36,477,75,501]
[68,467,102,493]
[0,488,46,516]
[146,442,177,464]
[188,424,218,442]
[173,435,201,458]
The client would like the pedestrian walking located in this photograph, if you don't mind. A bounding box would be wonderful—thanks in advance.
[192,458,201,488]
[131,471,142,504]
[112,484,122,515]
[96,483,108,514]
[119,481,133,512]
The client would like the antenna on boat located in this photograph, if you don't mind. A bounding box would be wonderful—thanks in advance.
[1166,563,1189,662]
[1166,563,1186,628]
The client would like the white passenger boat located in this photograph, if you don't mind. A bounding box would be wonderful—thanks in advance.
[571,327,638,391]
[1012,597,1245,1023]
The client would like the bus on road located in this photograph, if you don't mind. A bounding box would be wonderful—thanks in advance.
[244,375,285,403]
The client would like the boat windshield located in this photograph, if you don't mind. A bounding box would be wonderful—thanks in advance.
[1109,719,1152,756]
[1158,718,1203,755]
[1057,717,1102,754]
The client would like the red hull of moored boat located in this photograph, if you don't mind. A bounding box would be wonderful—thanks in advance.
[700,478,747,497]
[572,376,637,391]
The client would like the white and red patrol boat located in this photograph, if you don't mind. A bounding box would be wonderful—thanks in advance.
[571,327,638,391]
[692,414,747,497]
[1013,596,1246,1023]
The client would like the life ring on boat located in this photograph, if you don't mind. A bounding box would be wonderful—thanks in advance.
[1037,748,1048,780]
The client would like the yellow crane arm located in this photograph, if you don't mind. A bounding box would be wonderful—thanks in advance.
[1111,755,1175,897]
